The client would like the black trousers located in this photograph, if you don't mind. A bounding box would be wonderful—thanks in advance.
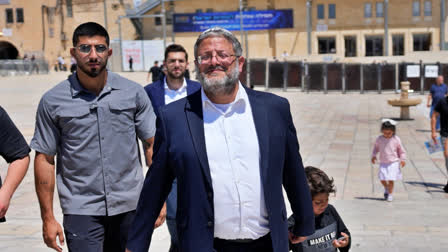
[63,210,135,252]
[213,233,273,252]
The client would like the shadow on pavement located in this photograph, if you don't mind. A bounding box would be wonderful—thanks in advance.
[405,181,444,189]
[415,129,432,133]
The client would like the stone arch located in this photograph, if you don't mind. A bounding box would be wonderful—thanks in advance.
[0,41,19,59]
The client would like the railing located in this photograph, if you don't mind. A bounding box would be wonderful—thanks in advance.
[241,59,444,93]
[0,59,49,77]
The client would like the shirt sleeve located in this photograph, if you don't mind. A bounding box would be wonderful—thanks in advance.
[372,137,380,158]
[0,107,30,163]
[135,86,156,141]
[30,97,60,156]
[395,136,406,161]
[328,205,351,252]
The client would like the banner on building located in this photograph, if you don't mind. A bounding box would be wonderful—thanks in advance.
[121,40,165,71]
[173,9,294,33]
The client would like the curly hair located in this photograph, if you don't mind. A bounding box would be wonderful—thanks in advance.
[305,166,336,198]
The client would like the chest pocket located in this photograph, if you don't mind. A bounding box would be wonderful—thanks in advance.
[57,106,94,139]
[109,101,136,133]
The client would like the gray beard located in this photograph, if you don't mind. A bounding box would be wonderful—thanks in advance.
[197,62,240,97]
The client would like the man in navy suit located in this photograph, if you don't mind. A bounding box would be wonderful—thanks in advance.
[144,44,201,252]
[127,27,314,252]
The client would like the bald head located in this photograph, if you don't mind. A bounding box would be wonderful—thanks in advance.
[437,75,444,85]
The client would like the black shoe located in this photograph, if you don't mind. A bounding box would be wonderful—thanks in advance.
[443,184,448,193]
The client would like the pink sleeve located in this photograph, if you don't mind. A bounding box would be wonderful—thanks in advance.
[372,137,379,158]
[396,136,406,161]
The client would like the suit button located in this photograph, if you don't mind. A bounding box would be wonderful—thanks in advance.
[207,221,213,227]
[208,192,212,198]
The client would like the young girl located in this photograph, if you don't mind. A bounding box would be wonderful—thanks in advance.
[371,119,406,202]
[289,166,351,252]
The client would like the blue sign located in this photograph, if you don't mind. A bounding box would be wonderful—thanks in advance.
[173,9,293,33]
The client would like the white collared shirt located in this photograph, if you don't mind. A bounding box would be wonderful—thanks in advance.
[202,83,269,240]
[164,77,188,105]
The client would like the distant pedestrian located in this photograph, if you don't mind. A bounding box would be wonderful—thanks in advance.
[30,55,39,74]
[427,75,447,131]
[289,166,351,252]
[70,56,77,73]
[129,56,134,72]
[371,119,406,202]
[147,61,161,82]
[57,56,65,71]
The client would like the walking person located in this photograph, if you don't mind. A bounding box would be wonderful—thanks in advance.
[129,56,134,72]
[147,61,161,82]
[371,119,406,202]
[427,75,447,131]
[31,22,163,252]
[126,27,314,252]
[144,44,201,252]
[431,93,448,193]
[0,106,30,223]
[289,166,351,252]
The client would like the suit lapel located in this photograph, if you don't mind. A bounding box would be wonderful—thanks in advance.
[185,91,213,187]
[155,80,166,106]
[246,88,270,185]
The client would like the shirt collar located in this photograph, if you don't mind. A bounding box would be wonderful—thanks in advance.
[164,77,187,92]
[201,82,247,114]
[69,71,120,97]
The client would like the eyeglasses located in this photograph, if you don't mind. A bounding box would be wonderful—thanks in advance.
[77,44,108,54]
[197,52,238,65]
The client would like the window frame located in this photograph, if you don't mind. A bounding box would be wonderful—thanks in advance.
[424,0,432,17]
[364,3,372,18]
[365,35,384,56]
[413,33,431,51]
[328,4,336,19]
[318,37,336,54]
[376,2,384,18]
[5,8,13,23]
[16,8,24,23]
[412,0,420,17]
[317,4,325,19]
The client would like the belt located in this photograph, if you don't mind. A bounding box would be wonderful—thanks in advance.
[214,233,271,244]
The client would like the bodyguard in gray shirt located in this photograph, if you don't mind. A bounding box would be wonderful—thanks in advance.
[31,22,161,252]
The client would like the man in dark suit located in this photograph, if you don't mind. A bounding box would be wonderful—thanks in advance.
[127,27,314,252]
[144,44,201,252]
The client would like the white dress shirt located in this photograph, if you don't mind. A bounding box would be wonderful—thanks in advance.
[202,83,269,240]
[164,77,188,105]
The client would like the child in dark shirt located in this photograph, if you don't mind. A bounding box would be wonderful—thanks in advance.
[289,166,351,252]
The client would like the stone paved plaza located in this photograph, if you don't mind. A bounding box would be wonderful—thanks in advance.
[1,72,447,251]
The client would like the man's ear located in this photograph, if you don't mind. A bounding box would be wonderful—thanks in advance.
[70,48,76,57]
[238,56,245,73]
[108,48,113,57]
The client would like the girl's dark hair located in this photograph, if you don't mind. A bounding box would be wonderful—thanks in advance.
[305,166,336,198]
[381,121,396,134]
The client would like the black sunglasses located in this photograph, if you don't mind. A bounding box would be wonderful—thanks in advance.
[77,44,108,54]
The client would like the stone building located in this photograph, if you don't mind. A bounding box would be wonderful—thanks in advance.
[132,0,448,63]
[0,0,136,67]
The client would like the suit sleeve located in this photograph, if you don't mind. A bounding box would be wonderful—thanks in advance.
[126,109,175,252]
[281,100,315,237]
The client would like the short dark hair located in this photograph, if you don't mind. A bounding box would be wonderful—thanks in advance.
[381,121,396,134]
[305,166,336,198]
[72,22,109,47]
[164,44,188,62]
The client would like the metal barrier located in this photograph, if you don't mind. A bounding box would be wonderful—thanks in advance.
[247,60,445,93]
[0,59,49,77]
